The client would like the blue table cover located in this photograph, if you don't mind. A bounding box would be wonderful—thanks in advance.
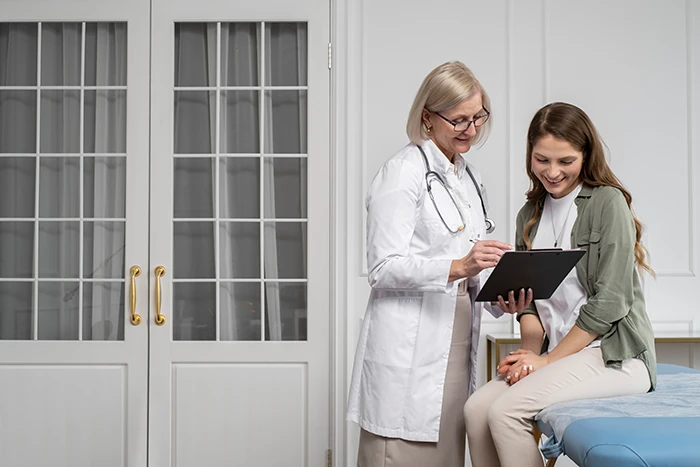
[535,364,700,466]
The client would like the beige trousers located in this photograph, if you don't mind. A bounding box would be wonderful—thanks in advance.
[358,282,472,467]
[464,347,650,467]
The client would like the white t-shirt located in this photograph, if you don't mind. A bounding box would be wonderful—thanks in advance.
[532,183,599,351]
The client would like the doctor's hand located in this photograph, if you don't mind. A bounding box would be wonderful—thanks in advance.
[451,240,512,281]
[493,288,533,315]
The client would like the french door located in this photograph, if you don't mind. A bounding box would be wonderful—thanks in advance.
[0,0,330,465]
[0,1,150,466]
[148,0,330,465]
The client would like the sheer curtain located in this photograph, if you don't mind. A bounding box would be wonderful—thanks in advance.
[173,23,217,341]
[263,23,308,341]
[173,22,307,341]
[0,24,37,339]
[0,22,126,341]
[219,22,259,341]
[84,23,127,340]
[40,22,82,341]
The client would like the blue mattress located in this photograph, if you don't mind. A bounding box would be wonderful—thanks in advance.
[535,364,700,467]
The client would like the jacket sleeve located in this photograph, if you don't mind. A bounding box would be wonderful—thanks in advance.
[366,158,455,292]
[514,204,539,322]
[575,188,637,336]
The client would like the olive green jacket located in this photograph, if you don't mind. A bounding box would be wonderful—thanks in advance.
[516,184,657,389]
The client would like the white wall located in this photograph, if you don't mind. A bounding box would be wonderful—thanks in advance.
[332,0,700,466]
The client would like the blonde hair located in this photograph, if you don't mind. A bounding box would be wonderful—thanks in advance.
[406,61,492,146]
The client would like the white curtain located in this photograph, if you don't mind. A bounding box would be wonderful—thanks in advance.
[172,22,217,341]
[173,22,307,341]
[84,23,127,340]
[219,22,260,341]
[0,23,37,339]
[0,22,127,341]
[262,23,308,341]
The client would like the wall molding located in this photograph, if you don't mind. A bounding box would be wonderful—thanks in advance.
[684,0,696,276]
[331,0,365,465]
[332,2,700,465]
[541,0,694,277]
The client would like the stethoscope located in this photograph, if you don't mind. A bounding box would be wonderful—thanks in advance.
[417,145,496,235]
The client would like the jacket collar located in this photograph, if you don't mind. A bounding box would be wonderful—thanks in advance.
[577,183,594,198]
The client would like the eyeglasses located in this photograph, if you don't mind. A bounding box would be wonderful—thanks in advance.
[434,108,490,132]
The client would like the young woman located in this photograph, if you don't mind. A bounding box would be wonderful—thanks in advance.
[463,102,657,467]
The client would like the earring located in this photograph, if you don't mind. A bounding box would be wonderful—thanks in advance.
[427,126,432,134]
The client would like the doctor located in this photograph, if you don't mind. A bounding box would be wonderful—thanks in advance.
[347,61,531,467]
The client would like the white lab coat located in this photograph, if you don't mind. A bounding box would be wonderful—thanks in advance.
[346,139,503,442]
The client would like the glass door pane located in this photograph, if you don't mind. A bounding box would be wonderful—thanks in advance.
[171,21,309,342]
[150,2,329,465]
[0,22,128,341]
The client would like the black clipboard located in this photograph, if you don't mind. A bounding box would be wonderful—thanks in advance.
[475,249,586,302]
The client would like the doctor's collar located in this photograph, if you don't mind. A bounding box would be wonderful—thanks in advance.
[423,139,466,177]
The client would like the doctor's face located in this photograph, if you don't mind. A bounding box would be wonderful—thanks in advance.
[531,134,584,199]
[423,93,484,161]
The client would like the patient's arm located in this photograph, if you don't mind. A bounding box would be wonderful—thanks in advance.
[545,325,598,364]
[519,314,545,354]
[497,314,544,376]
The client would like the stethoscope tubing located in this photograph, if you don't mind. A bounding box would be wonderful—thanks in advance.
[417,144,496,234]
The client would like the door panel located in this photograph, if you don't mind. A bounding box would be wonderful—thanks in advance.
[150,0,330,465]
[0,2,150,467]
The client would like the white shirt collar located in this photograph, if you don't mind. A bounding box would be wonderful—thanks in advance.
[423,139,467,179]
[547,182,584,206]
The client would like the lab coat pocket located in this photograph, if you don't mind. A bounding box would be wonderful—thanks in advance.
[364,296,420,368]
[416,217,449,247]
[420,185,463,231]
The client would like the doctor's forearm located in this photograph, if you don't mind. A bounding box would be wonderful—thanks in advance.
[448,260,468,282]
[369,257,455,292]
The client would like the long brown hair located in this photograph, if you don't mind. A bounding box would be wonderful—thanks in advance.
[523,102,653,276]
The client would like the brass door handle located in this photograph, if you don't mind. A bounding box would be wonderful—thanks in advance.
[129,266,142,325]
[154,266,166,325]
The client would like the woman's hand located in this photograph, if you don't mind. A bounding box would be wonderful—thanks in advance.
[450,240,511,281]
[493,288,533,315]
[497,349,548,384]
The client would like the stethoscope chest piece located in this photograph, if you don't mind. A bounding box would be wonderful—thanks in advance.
[485,217,495,234]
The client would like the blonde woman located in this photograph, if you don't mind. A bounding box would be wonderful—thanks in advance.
[346,61,527,467]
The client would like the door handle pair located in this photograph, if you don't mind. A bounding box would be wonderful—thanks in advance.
[129,265,167,326]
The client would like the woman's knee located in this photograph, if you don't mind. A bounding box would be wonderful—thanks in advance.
[486,399,508,432]
[463,390,488,430]
[487,395,531,436]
